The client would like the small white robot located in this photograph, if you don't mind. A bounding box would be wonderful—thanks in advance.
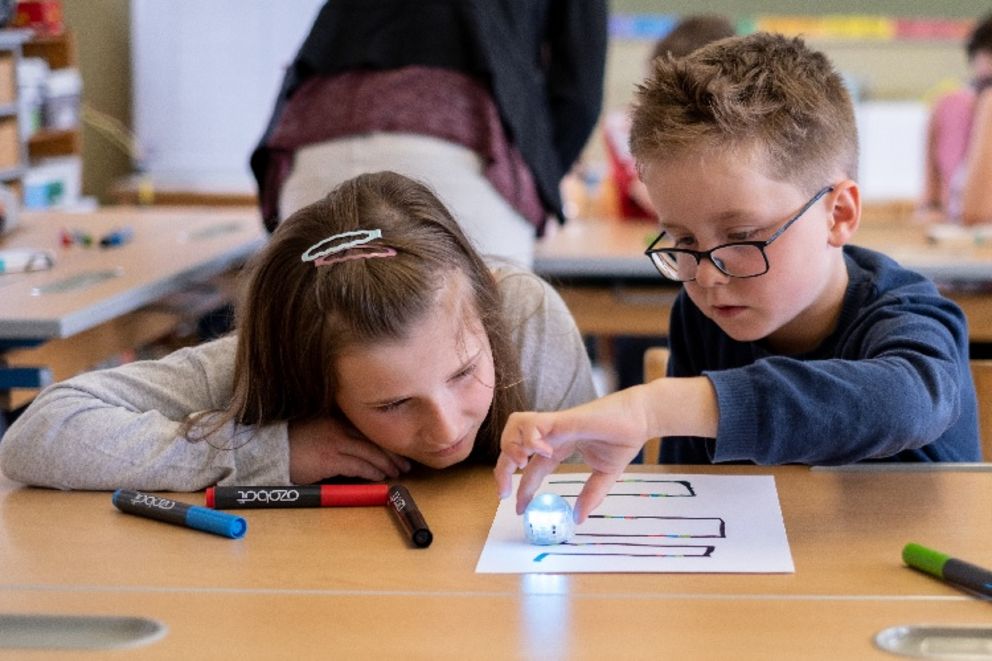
[523,493,575,545]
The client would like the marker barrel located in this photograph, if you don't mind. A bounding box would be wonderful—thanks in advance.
[112,489,246,539]
[387,485,433,548]
[205,484,389,509]
[903,542,992,598]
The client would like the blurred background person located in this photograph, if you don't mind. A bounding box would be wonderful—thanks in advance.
[250,0,608,267]
[603,14,737,220]
[922,12,992,224]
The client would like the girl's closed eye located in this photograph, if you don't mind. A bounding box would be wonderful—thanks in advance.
[452,362,478,381]
[376,398,409,413]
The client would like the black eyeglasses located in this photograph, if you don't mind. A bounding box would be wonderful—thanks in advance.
[644,185,834,282]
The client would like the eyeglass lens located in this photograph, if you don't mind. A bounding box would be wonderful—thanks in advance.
[654,244,769,280]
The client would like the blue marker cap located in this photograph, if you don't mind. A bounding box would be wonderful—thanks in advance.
[185,506,247,539]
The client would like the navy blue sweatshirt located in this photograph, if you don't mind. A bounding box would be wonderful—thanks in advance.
[661,246,980,464]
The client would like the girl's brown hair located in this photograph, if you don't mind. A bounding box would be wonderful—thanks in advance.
[221,171,524,463]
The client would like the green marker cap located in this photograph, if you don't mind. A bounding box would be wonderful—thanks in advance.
[903,542,950,578]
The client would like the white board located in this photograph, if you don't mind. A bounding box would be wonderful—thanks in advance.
[130,0,324,187]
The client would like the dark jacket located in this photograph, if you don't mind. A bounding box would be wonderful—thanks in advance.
[250,0,607,232]
[662,246,980,465]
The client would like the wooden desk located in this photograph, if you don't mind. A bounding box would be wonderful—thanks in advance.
[0,206,266,409]
[0,465,989,658]
[535,217,992,342]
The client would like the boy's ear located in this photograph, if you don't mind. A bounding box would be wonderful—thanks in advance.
[826,180,860,246]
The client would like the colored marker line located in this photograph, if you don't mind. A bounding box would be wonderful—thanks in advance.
[563,541,695,548]
[556,492,693,498]
[112,490,246,539]
[577,533,720,539]
[205,484,388,509]
[903,542,992,599]
[549,479,689,483]
[533,546,715,562]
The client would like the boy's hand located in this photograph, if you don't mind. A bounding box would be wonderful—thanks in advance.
[288,417,410,484]
[494,388,653,522]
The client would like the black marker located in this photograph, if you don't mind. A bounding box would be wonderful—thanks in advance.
[112,490,246,539]
[387,485,433,548]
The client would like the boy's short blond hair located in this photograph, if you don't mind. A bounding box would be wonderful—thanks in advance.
[630,32,858,193]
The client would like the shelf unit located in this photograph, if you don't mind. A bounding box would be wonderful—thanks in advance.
[0,28,80,210]
[24,30,80,174]
[0,28,31,201]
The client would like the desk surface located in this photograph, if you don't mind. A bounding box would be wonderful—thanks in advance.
[1,465,989,658]
[0,207,266,341]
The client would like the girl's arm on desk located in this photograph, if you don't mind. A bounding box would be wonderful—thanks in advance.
[0,337,405,491]
[0,337,288,490]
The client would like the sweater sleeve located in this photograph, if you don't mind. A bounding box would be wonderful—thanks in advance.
[709,293,971,464]
[0,337,291,490]
[495,266,597,412]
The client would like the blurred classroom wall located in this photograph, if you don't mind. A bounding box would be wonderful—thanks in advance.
[60,0,992,203]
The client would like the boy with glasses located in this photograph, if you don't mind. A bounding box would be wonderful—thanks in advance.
[496,32,981,521]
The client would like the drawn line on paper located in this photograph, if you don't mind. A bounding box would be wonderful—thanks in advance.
[557,493,694,499]
[532,479,723,563]
[549,479,696,497]
[549,479,692,484]
[563,541,695,548]
[533,545,715,562]
[577,534,724,540]
[583,515,727,539]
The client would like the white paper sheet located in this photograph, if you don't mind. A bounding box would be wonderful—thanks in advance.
[475,473,793,574]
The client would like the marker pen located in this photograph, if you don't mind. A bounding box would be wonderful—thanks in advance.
[112,489,246,539]
[205,484,389,509]
[99,227,134,248]
[387,485,433,548]
[903,542,992,598]
[71,229,93,247]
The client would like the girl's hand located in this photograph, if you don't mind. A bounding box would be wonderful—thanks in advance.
[288,416,410,484]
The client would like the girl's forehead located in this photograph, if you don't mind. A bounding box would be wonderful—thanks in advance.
[338,269,483,360]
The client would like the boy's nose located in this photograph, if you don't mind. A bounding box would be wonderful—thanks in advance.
[694,257,731,287]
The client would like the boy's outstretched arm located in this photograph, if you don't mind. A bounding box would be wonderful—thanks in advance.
[494,377,718,522]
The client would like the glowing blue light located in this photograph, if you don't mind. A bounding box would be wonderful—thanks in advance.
[523,493,574,545]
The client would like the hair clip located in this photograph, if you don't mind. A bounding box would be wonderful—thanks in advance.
[301,229,397,267]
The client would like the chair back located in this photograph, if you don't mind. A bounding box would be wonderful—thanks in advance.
[641,347,669,463]
[971,360,992,461]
